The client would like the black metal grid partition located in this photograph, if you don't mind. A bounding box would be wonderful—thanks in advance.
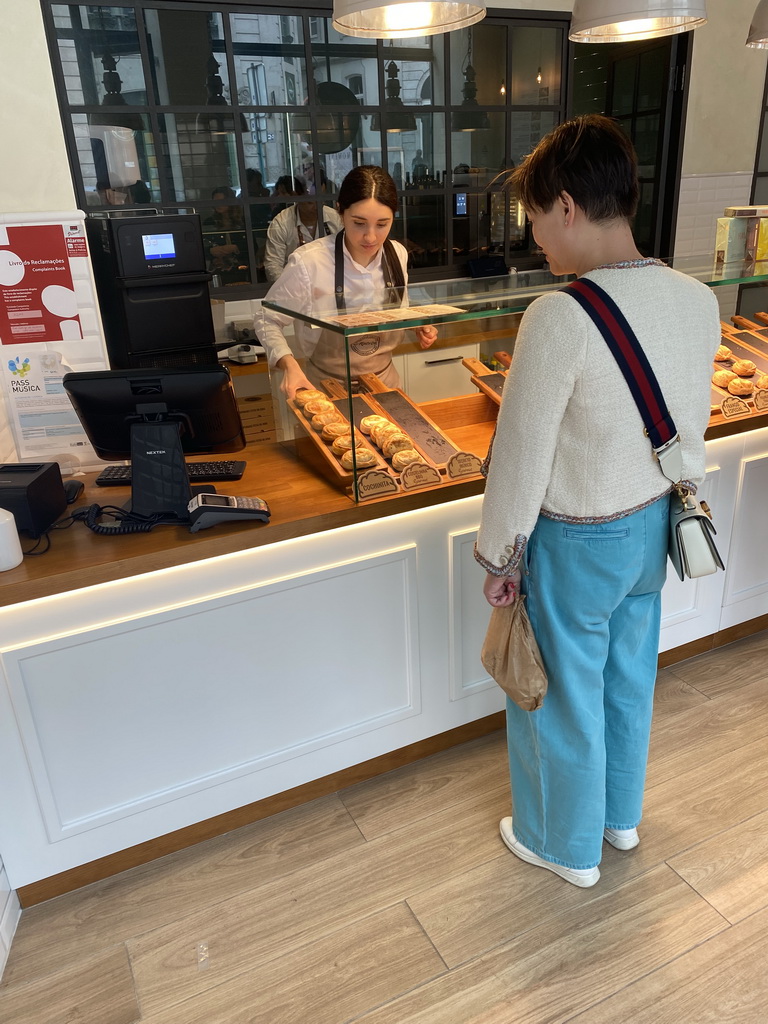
[41,1,569,296]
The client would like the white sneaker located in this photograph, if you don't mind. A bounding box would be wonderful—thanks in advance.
[603,827,639,851]
[499,818,600,888]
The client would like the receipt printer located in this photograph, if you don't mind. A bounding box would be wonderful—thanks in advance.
[0,463,67,537]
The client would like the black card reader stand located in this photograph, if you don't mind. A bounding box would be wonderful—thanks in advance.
[128,406,215,522]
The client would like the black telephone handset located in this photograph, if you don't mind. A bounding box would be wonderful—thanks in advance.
[187,493,270,532]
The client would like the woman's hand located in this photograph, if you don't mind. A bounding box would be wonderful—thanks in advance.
[483,569,521,608]
[415,325,438,349]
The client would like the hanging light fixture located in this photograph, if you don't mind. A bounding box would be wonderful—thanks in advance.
[451,31,489,132]
[747,0,768,48]
[198,53,248,134]
[372,61,417,133]
[569,0,707,43]
[333,0,486,39]
[89,53,144,132]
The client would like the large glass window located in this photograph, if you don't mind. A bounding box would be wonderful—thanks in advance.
[44,3,569,293]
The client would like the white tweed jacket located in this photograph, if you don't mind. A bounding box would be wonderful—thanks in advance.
[475,265,721,576]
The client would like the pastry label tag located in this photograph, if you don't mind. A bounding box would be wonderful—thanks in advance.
[356,469,399,500]
[446,451,483,479]
[400,462,442,490]
[754,387,768,411]
[720,396,751,419]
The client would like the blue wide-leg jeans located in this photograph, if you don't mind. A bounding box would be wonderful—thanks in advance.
[507,496,669,870]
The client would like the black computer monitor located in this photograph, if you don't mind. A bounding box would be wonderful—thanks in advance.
[63,365,245,522]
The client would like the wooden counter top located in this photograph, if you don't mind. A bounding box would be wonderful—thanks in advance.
[2,381,764,610]
[0,399,495,609]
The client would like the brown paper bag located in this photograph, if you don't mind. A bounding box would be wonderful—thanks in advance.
[480,595,548,712]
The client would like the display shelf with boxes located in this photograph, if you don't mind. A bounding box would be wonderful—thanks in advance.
[261,258,768,502]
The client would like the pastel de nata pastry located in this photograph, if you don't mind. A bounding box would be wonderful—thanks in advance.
[341,448,377,470]
[331,433,364,455]
[321,421,351,442]
[370,422,402,448]
[714,345,732,361]
[360,414,392,435]
[732,359,757,376]
[712,369,738,388]
[728,377,753,395]
[392,448,426,471]
[311,410,343,431]
[382,432,414,458]
[293,389,325,407]
[303,398,336,417]
[756,373,768,389]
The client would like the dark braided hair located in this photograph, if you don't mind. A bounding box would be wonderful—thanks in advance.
[337,166,405,303]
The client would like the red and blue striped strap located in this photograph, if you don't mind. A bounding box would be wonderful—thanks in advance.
[563,277,677,451]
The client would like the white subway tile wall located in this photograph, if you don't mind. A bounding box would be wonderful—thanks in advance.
[674,172,753,258]
[675,172,753,318]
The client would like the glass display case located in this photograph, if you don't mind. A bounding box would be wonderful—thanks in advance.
[260,258,768,502]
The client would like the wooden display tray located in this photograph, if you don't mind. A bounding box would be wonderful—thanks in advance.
[322,374,482,483]
[288,393,392,489]
[709,320,768,414]
[462,356,508,404]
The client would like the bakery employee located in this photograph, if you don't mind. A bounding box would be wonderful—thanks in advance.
[263,177,343,283]
[259,165,437,397]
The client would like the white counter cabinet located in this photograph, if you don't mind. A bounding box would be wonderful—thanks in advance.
[0,430,764,896]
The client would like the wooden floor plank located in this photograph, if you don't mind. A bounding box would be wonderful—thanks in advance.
[667,630,768,699]
[646,675,768,790]
[1,794,363,989]
[652,667,710,717]
[668,808,768,924]
[339,730,507,840]
[567,905,768,1024]
[0,946,138,1024]
[138,903,445,1024]
[126,786,508,1018]
[354,866,726,1024]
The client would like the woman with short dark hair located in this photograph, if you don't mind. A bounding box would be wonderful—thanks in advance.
[475,115,720,887]
[260,166,436,396]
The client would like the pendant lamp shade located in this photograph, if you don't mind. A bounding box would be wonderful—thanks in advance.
[569,0,707,43]
[333,0,485,39]
[747,0,768,48]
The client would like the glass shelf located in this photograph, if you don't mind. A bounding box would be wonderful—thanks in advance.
[262,256,768,338]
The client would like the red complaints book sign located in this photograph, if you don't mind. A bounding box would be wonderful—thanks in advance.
[0,224,82,345]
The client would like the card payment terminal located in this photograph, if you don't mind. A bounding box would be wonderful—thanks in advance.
[188,493,270,532]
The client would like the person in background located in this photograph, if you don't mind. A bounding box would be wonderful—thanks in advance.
[203,187,248,285]
[475,115,720,888]
[263,177,343,283]
[260,165,437,396]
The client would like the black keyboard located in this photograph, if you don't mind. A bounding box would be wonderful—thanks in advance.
[95,461,247,486]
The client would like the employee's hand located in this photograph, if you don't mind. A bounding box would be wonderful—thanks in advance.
[483,569,521,608]
[277,355,314,399]
[415,325,438,349]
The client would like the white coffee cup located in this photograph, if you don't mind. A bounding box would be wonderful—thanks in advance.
[0,508,23,571]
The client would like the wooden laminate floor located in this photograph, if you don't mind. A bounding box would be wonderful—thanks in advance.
[2,631,768,1024]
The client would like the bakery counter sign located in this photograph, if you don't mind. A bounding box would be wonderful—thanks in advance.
[0,224,82,346]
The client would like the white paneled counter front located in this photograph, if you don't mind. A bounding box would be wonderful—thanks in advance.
[0,428,766,898]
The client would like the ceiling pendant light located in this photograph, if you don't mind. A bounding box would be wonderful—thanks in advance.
[333,0,486,39]
[372,61,417,133]
[89,54,144,132]
[451,31,489,132]
[747,0,768,48]
[198,53,248,134]
[569,0,707,43]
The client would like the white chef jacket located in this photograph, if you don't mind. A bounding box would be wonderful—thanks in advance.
[263,204,343,283]
[259,233,409,385]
